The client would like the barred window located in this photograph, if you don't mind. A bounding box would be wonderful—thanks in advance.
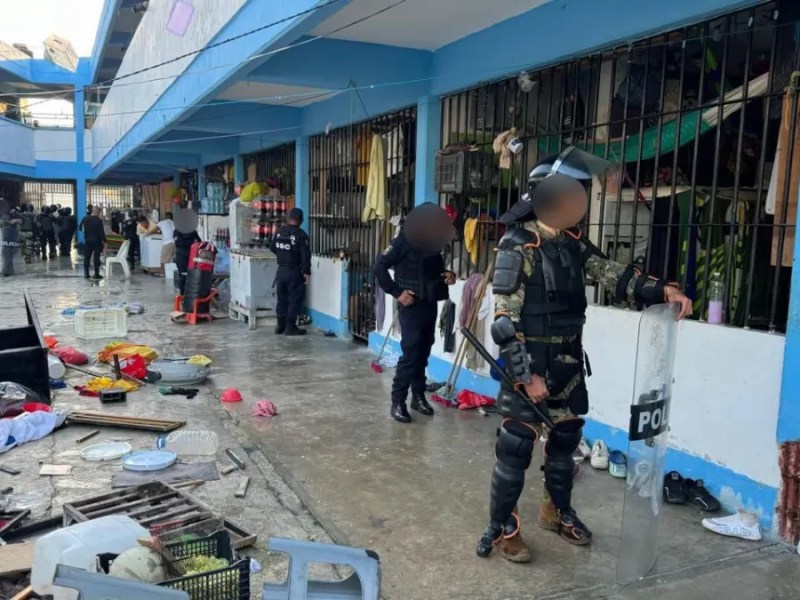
[22,181,75,212]
[245,142,296,196]
[88,185,134,210]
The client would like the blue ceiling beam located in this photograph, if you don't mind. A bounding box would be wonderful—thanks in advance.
[127,151,200,166]
[175,102,301,135]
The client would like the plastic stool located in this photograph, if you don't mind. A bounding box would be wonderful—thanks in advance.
[262,537,381,600]
[105,239,131,280]
[53,565,188,600]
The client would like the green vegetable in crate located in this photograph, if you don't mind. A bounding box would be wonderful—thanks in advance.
[183,554,229,575]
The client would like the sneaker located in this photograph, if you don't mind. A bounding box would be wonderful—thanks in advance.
[577,437,592,459]
[684,479,721,512]
[702,510,762,541]
[590,440,609,470]
[663,471,687,504]
[609,451,627,479]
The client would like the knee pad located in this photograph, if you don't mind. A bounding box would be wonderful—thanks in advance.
[543,453,575,512]
[495,419,538,470]
[545,418,584,457]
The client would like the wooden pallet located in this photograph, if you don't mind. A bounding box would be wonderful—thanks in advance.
[62,481,257,549]
[228,302,275,330]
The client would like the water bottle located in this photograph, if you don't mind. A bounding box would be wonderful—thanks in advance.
[156,430,219,455]
[708,272,724,325]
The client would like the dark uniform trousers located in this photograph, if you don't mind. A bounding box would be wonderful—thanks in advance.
[392,300,438,401]
[275,266,305,323]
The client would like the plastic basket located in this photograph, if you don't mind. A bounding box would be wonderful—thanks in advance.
[75,307,127,339]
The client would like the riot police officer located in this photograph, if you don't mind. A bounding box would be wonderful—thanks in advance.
[270,208,311,336]
[373,203,456,424]
[477,147,692,563]
[56,207,77,256]
[37,206,57,260]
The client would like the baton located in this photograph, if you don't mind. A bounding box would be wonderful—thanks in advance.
[460,327,555,429]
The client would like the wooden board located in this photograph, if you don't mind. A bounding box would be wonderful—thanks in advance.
[66,411,185,433]
[10,585,33,600]
[0,542,34,576]
[39,464,73,476]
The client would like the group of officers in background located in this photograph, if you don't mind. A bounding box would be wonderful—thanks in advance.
[13,203,77,262]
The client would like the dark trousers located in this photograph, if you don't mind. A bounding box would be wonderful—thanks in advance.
[275,266,305,322]
[58,231,73,255]
[391,301,438,403]
[84,242,103,276]
[128,235,140,267]
[40,232,56,258]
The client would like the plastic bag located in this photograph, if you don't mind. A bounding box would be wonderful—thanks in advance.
[51,346,89,365]
[120,355,148,380]
[456,389,496,411]
[0,382,46,418]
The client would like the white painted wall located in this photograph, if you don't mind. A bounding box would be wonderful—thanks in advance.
[83,129,93,164]
[34,128,76,162]
[308,256,344,318]
[91,0,247,165]
[0,118,35,166]
[377,285,784,489]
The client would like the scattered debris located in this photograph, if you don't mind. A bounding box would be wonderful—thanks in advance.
[0,542,34,577]
[99,388,127,403]
[112,461,219,488]
[0,509,30,535]
[0,465,20,475]
[75,430,100,444]
[225,448,246,470]
[252,399,277,417]
[39,464,73,476]
[66,412,185,433]
[234,477,250,498]
[220,388,243,403]
[159,386,199,399]
[220,463,239,476]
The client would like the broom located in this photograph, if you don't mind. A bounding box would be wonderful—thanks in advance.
[370,309,398,373]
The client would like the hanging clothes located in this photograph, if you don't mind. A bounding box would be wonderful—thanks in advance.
[356,132,372,188]
[463,218,480,266]
[439,300,456,353]
[384,125,405,176]
[460,273,488,369]
[362,134,388,223]
[492,129,515,170]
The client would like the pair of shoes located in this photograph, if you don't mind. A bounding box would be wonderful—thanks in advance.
[663,471,721,512]
[589,440,627,478]
[573,437,591,464]
[702,510,762,541]
[537,501,592,546]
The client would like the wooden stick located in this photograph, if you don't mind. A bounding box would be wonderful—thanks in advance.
[220,463,239,475]
[0,510,30,535]
[234,477,250,498]
[112,355,122,380]
[10,585,33,600]
[65,363,104,378]
[76,430,100,444]
[225,449,246,470]
[172,479,205,489]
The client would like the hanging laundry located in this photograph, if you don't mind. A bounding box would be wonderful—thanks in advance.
[362,134,388,223]
[356,132,372,187]
[439,300,457,353]
[463,218,480,266]
[384,125,405,176]
[492,129,516,170]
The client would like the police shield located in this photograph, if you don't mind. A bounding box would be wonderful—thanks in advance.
[617,303,679,584]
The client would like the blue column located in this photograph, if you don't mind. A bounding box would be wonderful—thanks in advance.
[777,185,800,444]
[294,136,309,218]
[74,85,87,242]
[234,154,245,184]
[414,95,441,206]
[173,172,181,187]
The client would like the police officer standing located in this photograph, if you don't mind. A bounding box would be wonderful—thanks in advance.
[270,208,311,336]
[37,206,57,260]
[477,147,692,563]
[373,203,456,424]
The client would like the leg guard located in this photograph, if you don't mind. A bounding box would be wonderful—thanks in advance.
[543,418,584,512]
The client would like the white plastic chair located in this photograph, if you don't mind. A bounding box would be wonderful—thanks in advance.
[105,239,131,280]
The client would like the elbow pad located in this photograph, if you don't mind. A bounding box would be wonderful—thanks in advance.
[492,249,524,295]
[491,315,531,386]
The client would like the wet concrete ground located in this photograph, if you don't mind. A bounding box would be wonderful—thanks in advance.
[2,257,799,599]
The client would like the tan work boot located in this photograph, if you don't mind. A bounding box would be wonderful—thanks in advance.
[494,532,533,563]
[537,500,592,546]
[536,499,560,532]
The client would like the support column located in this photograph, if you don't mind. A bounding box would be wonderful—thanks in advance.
[294,136,309,217]
[74,85,87,243]
[234,154,245,184]
[414,95,441,206]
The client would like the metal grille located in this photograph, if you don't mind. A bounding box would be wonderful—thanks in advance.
[205,159,235,204]
[246,143,296,196]
[88,185,134,209]
[439,0,797,332]
[21,181,75,212]
[309,107,417,340]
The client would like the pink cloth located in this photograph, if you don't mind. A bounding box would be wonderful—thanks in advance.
[253,400,278,417]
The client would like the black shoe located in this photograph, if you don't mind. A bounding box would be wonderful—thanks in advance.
[93,273,104,280]
[683,479,721,512]
[285,323,307,336]
[663,471,687,504]
[390,402,411,423]
[410,393,434,416]
[274,319,287,335]
[84,272,91,279]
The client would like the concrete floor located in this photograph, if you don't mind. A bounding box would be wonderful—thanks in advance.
[2,257,799,599]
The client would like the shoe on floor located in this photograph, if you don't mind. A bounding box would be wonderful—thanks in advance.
[702,510,762,541]
[609,450,627,479]
[494,532,532,563]
[663,471,688,504]
[684,479,721,512]
[410,393,434,416]
[577,437,591,459]
[390,402,411,423]
[284,323,307,336]
[590,440,610,470]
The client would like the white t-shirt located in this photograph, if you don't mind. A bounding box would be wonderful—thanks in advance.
[158,219,175,246]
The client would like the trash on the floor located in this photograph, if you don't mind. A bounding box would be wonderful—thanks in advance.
[61,306,76,316]
[44,336,58,349]
[76,376,139,396]
[0,381,47,418]
[171,479,206,490]
[186,355,212,366]
[47,354,66,379]
[225,448,246,470]
[39,464,73,476]
[249,558,262,573]
[590,440,610,470]
[0,464,21,475]
[0,508,30,536]
[75,430,100,444]
[147,358,209,385]
[425,380,447,393]
[121,450,178,472]
[65,411,185,433]
[220,388,243,403]
[157,430,219,455]
[252,399,278,417]
[323,330,336,337]
[701,510,762,541]
[112,461,219,488]
[127,302,144,315]
[234,476,250,498]
[220,463,239,476]
[158,386,199,399]
[1,410,66,454]
[98,342,158,365]
[455,389,495,410]
[49,379,66,389]
[100,388,127,403]
[51,346,89,365]
[22,402,51,413]
[0,541,34,577]
[120,355,148,380]
[430,393,457,408]
[79,442,133,462]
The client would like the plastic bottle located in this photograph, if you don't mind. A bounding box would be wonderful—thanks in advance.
[708,272,724,325]
[47,354,66,380]
[156,430,219,455]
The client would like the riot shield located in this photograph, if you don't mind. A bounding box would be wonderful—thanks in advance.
[616,303,679,584]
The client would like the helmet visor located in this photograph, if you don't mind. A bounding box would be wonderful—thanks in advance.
[530,147,616,181]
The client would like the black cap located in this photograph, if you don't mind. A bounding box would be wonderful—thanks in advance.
[288,208,304,221]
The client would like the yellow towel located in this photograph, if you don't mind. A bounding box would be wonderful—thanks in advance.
[362,134,388,222]
[464,218,480,265]
[187,355,213,366]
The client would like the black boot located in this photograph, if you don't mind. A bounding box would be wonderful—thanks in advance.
[274,319,286,335]
[285,322,307,336]
[93,271,103,280]
[391,402,412,423]
[410,392,434,416]
[84,270,90,279]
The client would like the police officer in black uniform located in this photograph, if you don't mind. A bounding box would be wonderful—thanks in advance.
[373,203,456,424]
[37,206,57,260]
[270,208,311,336]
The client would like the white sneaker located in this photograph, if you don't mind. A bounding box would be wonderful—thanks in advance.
[590,440,610,470]
[701,510,762,541]
[577,437,591,459]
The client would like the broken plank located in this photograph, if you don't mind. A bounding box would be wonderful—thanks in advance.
[10,585,33,600]
[76,430,100,444]
[234,477,250,498]
[225,448,246,469]
[220,463,239,475]
[39,464,73,476]
[0,509,31,535]
[0,542,34,576]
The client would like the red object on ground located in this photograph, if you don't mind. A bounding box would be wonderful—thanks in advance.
[22,402,51,413]
[51,346,89,365]
[220,388,243,403]
[44,336,58,349]
[252,400,278,417]
[456,389,496,410]
[120,355,147,379]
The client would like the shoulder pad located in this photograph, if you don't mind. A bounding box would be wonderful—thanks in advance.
[499,227,538,249]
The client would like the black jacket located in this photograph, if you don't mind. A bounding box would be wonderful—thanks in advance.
[374,233,449,303]
[269,224,311,275]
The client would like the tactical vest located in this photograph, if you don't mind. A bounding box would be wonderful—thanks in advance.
[20,213,34,232]
[273,225,301,268]
[394,245,448,303]
[520,230,588,338]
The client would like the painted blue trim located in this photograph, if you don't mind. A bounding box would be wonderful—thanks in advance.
[90,0,122,83]
[75,178,87,242]
[0,58,90,86]
[777,187,800,443]
[295,136,309,219]
[414,96,441,206]
[234,154,245,183]
[369,332,778,531]
[307,308,349,338]
[0,161,35,178]
[74,87,85,164]
[430,0,760,96]
[0,160,92,180]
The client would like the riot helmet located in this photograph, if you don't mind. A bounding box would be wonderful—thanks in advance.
[499,146,615,225]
